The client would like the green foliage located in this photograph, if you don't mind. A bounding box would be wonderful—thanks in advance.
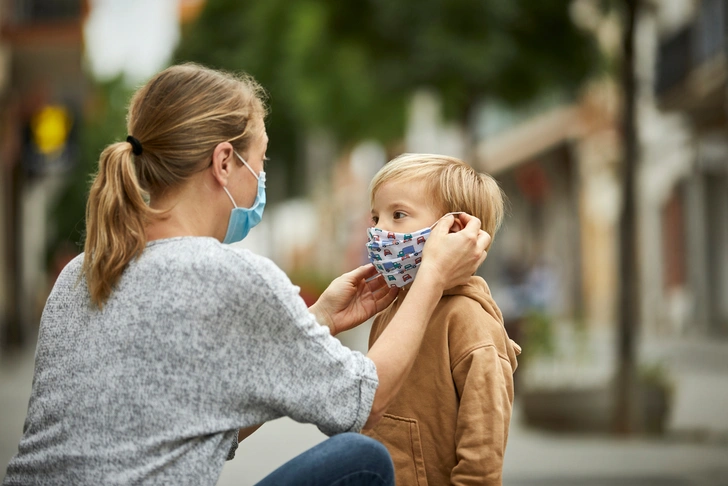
[51,77,133,253]
[175,0,601,196]
[638,361,673,394]
[287,268,336,306]
[520,309,556,368]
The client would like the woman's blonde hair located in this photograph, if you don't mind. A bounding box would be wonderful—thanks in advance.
[83,63,268,307]
[369,153,505,248]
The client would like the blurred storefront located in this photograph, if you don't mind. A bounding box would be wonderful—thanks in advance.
[475,88,621,334]
[647,0,728,337]
[473,0,728,344]
[0,0,88,354]
[465,1,728,435]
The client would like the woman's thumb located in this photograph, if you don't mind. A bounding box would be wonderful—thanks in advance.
[431,213,455,234]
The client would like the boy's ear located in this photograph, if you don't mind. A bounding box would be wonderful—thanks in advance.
[449,218,464,233]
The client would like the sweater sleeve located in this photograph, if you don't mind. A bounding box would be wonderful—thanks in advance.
[226,430,239,461]
[450,345,515,486]
[222,250,379,437]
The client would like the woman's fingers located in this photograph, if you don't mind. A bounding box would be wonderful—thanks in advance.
[431,213,456,234]
[347,264,378,282]
[365,273,386,294]
[478,231,490,266]
[374,286,398,311]
[458,213,482,236]
[370,276,398,298]
[478,229,491,250]
[420,212,490,289]
[476,229,492,266]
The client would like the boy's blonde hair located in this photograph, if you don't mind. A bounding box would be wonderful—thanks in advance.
[369,153,505,247]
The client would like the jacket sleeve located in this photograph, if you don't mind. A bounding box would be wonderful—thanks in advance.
[450,345,515,486]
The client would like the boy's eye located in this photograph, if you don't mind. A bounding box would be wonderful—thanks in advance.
[371,216,379,225]
[393,211,406,220]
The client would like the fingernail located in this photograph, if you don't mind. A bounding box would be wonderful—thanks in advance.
[430,212,456,229]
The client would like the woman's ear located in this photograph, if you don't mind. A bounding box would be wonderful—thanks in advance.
[210,142,235,186]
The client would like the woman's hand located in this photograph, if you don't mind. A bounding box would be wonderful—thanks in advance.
[419,213,491,291]
[309,265,398,336]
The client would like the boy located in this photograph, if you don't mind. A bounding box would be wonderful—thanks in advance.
[363,154,521,485]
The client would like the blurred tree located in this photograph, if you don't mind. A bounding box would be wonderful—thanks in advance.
[614,0,640,435]
[175,0,601,196]
[50,77,132,256]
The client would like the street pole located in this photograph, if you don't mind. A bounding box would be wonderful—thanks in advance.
[614,0,640,435]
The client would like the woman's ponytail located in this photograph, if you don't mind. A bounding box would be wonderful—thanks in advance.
[83,143,151,307]
[81,63,267,308]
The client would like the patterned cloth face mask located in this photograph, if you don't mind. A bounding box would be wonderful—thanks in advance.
[366,212,464,288]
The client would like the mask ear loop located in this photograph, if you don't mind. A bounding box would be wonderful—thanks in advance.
[222,187,238,208]
[430,211,466,229]
[234,151,261,180]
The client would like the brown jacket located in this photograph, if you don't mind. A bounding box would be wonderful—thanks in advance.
[363,276,520,485]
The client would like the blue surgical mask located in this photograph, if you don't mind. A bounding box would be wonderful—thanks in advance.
[222,152,266,244]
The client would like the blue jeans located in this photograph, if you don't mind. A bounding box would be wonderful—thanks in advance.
[255,433,394,486]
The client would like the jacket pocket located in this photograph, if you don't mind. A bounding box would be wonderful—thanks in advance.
[365,414,429,486]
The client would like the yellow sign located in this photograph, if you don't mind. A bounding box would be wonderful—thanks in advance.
[30,105,73,155]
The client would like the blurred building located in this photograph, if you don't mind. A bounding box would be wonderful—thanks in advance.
[0,0,88,354]
[472,0,728,345]
[179,0,205,24]
[646,0,728,337]
[475,84,621,335]
[449,1,728,437]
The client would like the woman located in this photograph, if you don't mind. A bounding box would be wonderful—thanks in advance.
[3,64,490,485]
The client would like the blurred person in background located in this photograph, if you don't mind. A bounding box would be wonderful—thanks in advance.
[363,154,520,485]
[2,63,490,486]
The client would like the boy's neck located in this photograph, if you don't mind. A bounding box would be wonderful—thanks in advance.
[398,283,413,299]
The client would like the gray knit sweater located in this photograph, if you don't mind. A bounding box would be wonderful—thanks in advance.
[3,237,378,485]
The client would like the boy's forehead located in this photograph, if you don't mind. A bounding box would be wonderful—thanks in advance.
[372,178,427,208]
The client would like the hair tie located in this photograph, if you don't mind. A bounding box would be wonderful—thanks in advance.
[126,135,143,156]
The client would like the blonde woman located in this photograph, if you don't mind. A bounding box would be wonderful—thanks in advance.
[3,64,490,485]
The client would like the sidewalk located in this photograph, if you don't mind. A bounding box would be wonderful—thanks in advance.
[214,404,728,486]
[3,332,728,485]
[0,348,34,478]
[523,325,728,439]
[502,404,728,486]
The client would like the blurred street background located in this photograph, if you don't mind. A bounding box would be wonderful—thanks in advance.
[1,0,728,484]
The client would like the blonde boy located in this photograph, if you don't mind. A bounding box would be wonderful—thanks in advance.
[363,154,521,485]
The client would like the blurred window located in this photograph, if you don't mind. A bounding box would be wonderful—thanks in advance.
[705,175,728,331]
[662,185,686,291]
[656,0,727,95]
[694,0,726,64]
[10,0,81,24]
[655,27,692,95]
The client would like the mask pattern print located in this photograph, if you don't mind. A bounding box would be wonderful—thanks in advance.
[366,226,431,287]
